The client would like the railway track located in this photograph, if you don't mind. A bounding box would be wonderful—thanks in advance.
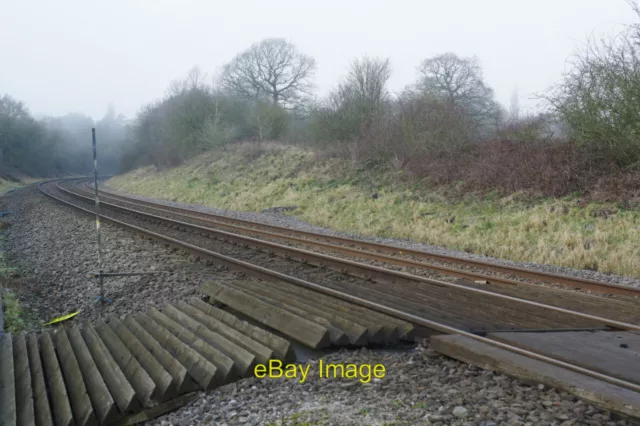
[45,178,639,330]
[60,179,640,330]
[90,179,640,298]
[15,178,640,422]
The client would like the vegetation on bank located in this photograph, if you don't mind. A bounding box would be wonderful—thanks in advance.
[108,145,640,278]
[4,4,640,207]
[111,4,640,202]
[2,290,24,334]
[0,193,38,333]
[0,234,27,333]
[0,179,21,195]
[0,177,40,196]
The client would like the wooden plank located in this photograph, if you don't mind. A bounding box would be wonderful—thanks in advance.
[26,334,53,426]
[13,333,35,426]
[39,332,73,426]
[176,301,273,364]
[53,329,96,426]
[0,334,16,426]
[490,331,640,385]
[473,278,640,326]
[94,320,155,407]
[82,324,137,414]
[200,282,330,349]
[189,299,294,361]
[431,334,640,419]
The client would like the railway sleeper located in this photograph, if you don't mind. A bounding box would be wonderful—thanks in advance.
[0,299,302,426]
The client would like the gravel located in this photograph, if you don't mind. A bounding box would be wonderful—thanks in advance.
[150,342,631,425]
[103,185,640,290]
[1,185,242,330]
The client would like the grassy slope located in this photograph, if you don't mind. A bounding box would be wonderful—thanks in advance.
[0,179,21,195]
[108,145,640,278]
[0,224,25,332]
[0,178,39,196]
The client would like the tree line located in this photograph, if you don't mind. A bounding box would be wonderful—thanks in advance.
[3,2,640,199]
[122,5,640,200]
[0,98,127,178]
[123,42,516,170]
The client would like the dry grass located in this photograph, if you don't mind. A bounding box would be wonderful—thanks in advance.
[108,144,640,278]
[0,178,39,195]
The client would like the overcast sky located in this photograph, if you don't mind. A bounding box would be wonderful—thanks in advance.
[1,0,636,120]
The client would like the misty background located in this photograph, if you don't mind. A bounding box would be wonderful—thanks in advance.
[1,0,640,199]
[2,0,636,119]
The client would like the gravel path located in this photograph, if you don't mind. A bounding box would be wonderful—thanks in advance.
[103,186,640,289]
[152,342,630,426]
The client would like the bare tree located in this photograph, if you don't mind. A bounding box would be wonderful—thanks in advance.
[220,38,316,108]
[167,67,208,96]
[544,1,640,164]
[418,53,498,124]
[309,56,392,143]
[336,56,392,108]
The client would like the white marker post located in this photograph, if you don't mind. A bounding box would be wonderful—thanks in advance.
[92,128,106,304]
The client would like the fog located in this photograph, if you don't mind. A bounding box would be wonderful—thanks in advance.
[1,0,636,120]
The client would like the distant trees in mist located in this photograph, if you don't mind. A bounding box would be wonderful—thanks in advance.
[0,96,128,178]
[4,1,640,199]
[123,39,519,171]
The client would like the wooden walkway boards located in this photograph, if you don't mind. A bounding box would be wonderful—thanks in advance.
[201,280,418,348]
[490,330,640,386]
[0,280,418,426]
[431,331,640,420]
[0,299,294,426]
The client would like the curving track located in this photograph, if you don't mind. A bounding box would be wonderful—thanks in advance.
[29,178,640,420]
[47,179,640,331]
[91,179,640,298]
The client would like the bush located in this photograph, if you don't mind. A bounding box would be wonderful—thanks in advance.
[546,6,640,166]
[121,68,293,171]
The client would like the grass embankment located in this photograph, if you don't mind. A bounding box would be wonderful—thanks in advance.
[108,144,640,278]
[0,177,39,196]
[0,179,21,195]
[0,232,27,333]
[1,188,38,333]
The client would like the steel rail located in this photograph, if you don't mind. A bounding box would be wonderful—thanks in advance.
[92,181,640,298]
[71,182,640,305]
[58,179,640,332]
[38,179,640,393]
[75,182,534,287]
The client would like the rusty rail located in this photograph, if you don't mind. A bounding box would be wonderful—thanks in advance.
[89,180,640,298]
[56,179,640,333]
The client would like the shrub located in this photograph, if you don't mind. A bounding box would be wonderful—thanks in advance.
[546,5,640,166]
